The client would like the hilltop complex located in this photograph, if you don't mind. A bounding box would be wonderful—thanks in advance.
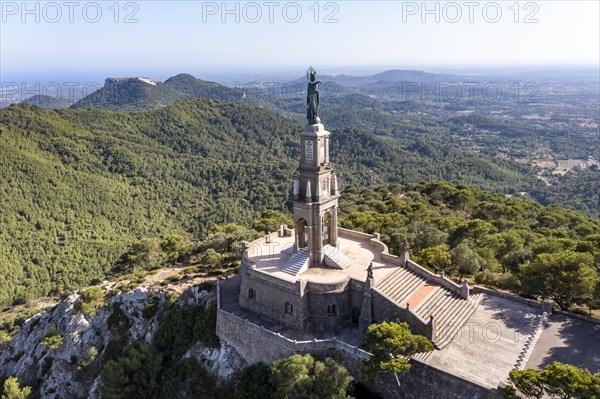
[216,71,600,399]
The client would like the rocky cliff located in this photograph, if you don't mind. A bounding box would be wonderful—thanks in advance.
[0,282,246,398]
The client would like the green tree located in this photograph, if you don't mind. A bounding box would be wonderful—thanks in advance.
[271,354,313,399]
[504,362,599,399]
[114,239,158,273]
[270,354,353,399]
[541,362,599,399]
[503,248,534,274]
[153,304,219,359]
[237,363,275,399]
[161,234,189,264]
[504,369,545,399]
[312,357,354,399]
[100,343,163,399]
[2,376,32,399]
[521,251,597,310]
[451,242,485,277]
[411,224,448,252]
[253,210,293,234]
[450,219,497,246]
[418,244,453,274]
[75,286,105,316]
[362,322,433,383]
[159,358,220,399]
[201,248,223,267]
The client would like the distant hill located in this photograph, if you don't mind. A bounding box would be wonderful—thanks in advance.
[330,69,457,87]
[22,95,71,109]
[71,73,246,111]
[163,73,244,101]
[371,69,456,82]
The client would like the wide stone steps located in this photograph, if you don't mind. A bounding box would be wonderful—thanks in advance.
[375,268,405,292]
[415,291,483,349]
[375,266,484,350]
[413,348,435,362]
[414,288,449,319]
[383,272,425,307]
[435,292,484,349]
[375,267,426,304]
[323,245,353,269]
[282,249,309,276]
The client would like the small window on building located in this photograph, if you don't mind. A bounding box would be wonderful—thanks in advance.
[248,288,256,300]
[327,304,337,315]
[285,302,293,314]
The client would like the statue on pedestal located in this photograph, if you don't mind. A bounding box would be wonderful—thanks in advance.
[306,67,321,124]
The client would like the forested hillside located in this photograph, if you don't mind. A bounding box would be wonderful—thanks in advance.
[0,100,298,306]
[70,74,246,111]
[23,95,72,110]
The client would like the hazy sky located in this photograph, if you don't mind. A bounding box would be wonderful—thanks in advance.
[1,0,599,82]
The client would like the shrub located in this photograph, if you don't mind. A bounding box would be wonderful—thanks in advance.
[159,358,221,399]
[497,272,519,291]
[100,343,163,399]
[2,376,32,399]
[0,331,11,351]
[195,281,213,292]
[201,249,223,267]
[104,305,131,362]
[40,328,64,349]
[74,286,105,316]
[143,296,161,320]
[475,269,497,286]
[154,304,219,359]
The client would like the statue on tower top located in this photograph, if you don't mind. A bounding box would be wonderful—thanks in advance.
[306,67,321,125]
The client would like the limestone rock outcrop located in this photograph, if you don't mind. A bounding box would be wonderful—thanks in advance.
[0,283,245,398]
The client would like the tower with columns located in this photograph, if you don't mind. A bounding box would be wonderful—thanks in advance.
[291,122,340,268]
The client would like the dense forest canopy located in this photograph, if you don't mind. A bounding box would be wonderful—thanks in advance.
[0,100,298,306]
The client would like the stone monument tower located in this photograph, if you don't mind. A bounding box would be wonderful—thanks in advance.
[291,68,341,268]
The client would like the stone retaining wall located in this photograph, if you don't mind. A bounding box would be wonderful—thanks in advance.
[216,307,370,364]
[371,290,432,339]
[217,305,500,399]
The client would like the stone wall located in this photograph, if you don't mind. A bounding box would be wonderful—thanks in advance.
[371,290,431,339]
[217,306,500,399]
[239,267,306,330]
[216,307,370,364]
[239,252,367,331]
[405,260,464,298]
[376,360,502,399]
[305,278,364,330]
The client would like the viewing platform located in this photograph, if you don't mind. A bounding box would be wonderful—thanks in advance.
[245,227,396,284]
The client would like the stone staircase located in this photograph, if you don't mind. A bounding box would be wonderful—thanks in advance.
[323,245,353,269]
[375,266,483,349]
[415,289,483,349]
[413,348,435,362]
[375,267,426,306]
[281,249,309,276]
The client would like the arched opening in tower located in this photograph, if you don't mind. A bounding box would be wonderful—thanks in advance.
[295,219,308,248]
[322,212,332,246]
